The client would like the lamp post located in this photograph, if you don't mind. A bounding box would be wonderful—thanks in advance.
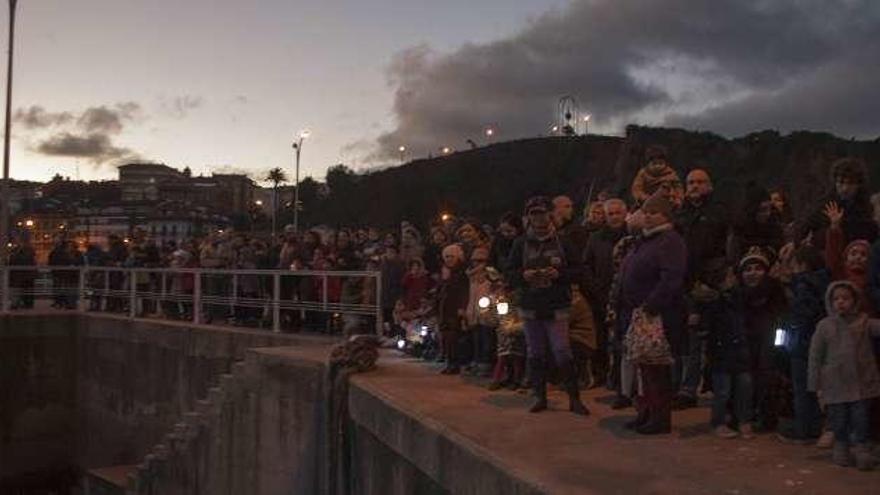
[1,0,18,269]
[398,145,406,164]
[291,129,310,233]
[583,114,591,135]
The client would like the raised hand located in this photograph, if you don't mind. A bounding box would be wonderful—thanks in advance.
[823,201,844,229]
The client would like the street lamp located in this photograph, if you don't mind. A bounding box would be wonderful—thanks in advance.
[1,0,18,270]
[485,127,495,138]
[292,129,310,234]
[583,114,591,135]
[254,199,263,206]
[398,145,406,163]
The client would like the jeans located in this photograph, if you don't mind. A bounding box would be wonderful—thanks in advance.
[828,400,870,445]
[523,318,573,366]
[678,332,704,398]
[790,356,821,438]
[711,371,753,427]
[469,325,496,365]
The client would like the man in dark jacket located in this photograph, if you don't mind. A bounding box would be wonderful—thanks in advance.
[507,196,588,416]
[583,198,628,387]
[674,169,732,408]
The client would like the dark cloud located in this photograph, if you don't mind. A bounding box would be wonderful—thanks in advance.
[371,0,880,161]
[77,102,141,134]
[163,95,205,119]
[36,132,137,164]
[13,106,73,129]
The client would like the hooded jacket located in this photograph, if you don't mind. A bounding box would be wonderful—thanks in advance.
[807,280,880,404]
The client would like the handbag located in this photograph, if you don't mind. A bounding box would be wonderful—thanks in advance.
[624,307,674,365]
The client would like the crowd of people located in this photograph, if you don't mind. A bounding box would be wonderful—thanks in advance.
[7,145,880,470]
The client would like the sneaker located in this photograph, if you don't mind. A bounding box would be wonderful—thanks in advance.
[740,423,756,440]
[816,431,835,449]
[714,425,739,439]
[776,432,813,446]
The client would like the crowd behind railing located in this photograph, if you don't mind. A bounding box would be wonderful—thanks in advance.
[6,145,880,470]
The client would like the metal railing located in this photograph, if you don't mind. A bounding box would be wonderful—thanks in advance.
[0,266,384,334]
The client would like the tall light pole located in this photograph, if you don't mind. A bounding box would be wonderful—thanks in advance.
[291,129,310,233]
[583,114,591,135]
[1,0,17,267]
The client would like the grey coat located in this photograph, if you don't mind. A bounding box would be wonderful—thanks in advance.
[808,280,880,405]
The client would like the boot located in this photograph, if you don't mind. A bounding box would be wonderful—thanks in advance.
[636,365,672,435]
[625,396,649,430]
[562,362,590,416]
[832,442,851,467]
[854,444,875,471]
[528,358,548,413]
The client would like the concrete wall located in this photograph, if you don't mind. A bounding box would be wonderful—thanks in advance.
[0,315,79,488]
[0,313,324,490]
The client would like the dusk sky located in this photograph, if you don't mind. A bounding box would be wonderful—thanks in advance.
[4,0,879,184]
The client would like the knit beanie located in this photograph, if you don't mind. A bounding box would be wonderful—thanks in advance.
[738,246,770,272]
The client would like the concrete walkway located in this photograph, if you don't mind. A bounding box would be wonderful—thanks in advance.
[352,352,880,495]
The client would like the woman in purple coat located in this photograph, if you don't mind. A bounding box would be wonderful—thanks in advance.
[619,191,688,434]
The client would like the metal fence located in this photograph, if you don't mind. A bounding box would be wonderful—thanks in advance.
[0,266,383,334]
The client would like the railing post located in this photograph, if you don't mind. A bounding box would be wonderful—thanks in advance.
[375,271,383,336]
[231,272,238,316]
[1,266,9,312]
[103,270,110,311]
[78,267,87,312]
[322,273,328,311]
[193,271,202,325]
[160,272,167,318]
[129,269,136,318]
[272,272,281,333]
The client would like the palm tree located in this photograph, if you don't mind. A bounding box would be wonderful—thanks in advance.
[265,168,288,238]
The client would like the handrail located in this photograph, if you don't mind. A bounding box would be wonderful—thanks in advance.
[0,266,384,335]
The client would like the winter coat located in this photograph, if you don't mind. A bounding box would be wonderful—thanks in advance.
[825,226,873,314]
[676,194,731,283]
[870,240,880,316]
[695,287,750,374]
[630,165,681,204]
[506,232,583,320]
[582,226,627,313]
[808,281,880,404]
[489,236,516,274]
[618,224,688,354]
[787,269,831,358]
[496,312,525,357]
[464,270,494,327]
[401,272,433,310]
[568,286,598,349]
[380,258,406,310]
[437,267,469,334]
[741,279,787,372]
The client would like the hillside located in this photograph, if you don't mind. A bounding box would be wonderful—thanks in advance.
[290,126,880,230]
